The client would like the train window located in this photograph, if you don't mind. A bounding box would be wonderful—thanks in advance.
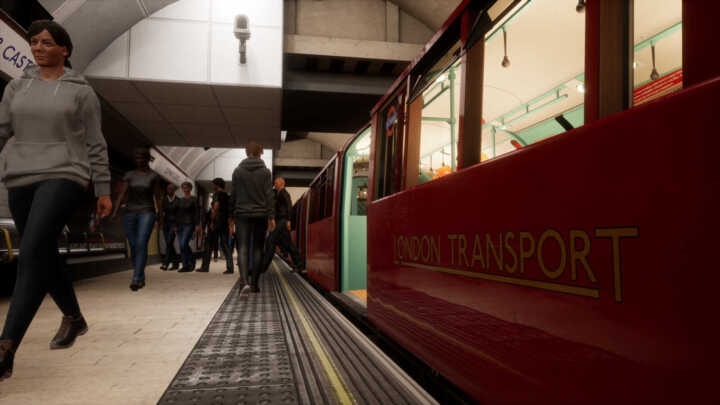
[324,161,336,218]
[310,172,326,223]
[632,0,682,105]
[375,91,405,199]
[344,129,371,216]
[417,56,462,185]
[481,0,586,160]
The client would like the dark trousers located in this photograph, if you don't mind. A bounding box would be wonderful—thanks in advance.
[272,219,303,267]
[162,222,180,266]
[202,226,232,272]
[235,217,267,285]
[1,179,83,348]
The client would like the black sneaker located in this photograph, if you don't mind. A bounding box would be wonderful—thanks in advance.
[0,340,14,381]
[195,268,209,273]
[50,315,88,350]
[178,267,193,273]
[170,263,180,270]
[130,282,139,291]
[160,264,168,271]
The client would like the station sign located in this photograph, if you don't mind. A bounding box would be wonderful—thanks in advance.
[0,17,34,79]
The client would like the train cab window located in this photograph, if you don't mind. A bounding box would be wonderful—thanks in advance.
[481,0,586,160]
[417,55,463,185]
[632,0,682,105]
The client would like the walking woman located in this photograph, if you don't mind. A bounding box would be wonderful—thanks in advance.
[176,182,201,272]
[112,147,162,291]
[0,20,112,380]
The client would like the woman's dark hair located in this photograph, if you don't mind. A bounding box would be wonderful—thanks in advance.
[27,20,73,68]
[181,182,193,191]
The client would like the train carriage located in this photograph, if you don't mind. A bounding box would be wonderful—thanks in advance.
[297,0,719,403]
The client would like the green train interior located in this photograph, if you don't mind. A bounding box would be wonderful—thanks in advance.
[340,128,371,303]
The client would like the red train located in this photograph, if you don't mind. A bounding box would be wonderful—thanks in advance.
[291,0,720,403]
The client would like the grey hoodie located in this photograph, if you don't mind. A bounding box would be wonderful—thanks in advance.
[231,157,274,219]
[0,66,111,196]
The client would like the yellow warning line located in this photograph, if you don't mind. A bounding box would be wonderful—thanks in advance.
[273,262,356,405]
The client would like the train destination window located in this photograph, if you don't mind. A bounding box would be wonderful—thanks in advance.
[375,92,405,199]
[633,0,682,106]
[480,0,586,160]
[310,171,326,223]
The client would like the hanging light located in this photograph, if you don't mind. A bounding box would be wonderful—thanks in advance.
[650,44,660,81]
[501,27,510,68]
[576,0,586,13]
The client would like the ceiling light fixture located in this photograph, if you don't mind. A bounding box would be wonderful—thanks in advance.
[576,83,585,93]
[234,15,251,64]
[501,27,510,68]
[435,74,447,84]
[650,44,660,80]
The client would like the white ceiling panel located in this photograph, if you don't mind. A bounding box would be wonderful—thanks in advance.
[110,102,165,122]
[212,85,280,108]
[133,81,218,106]
[133,121,187,145]
[221,107,277,126]
[88,79,146,103]
[157,105,227,124]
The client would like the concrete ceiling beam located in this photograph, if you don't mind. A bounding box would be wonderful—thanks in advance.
[285,34,423,62]
[284,71,394,95]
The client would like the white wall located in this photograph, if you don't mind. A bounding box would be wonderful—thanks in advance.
[196,148,273,181]
[85,0,283,87]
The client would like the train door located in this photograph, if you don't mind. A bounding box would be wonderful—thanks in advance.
[339,127,371,303]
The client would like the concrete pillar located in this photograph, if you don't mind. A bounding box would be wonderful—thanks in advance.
[386,1,399,42]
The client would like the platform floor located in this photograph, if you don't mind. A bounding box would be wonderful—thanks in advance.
[0,260,235,404]
[0,259,436,405]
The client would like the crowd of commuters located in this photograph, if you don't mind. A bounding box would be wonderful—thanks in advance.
[0,18,304,382]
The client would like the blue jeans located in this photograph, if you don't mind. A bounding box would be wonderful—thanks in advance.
[162,222,180,266]
[123,212,156,282]
[177,223,196,268]
[1,179,84,348]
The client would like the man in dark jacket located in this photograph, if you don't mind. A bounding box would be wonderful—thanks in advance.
[272,177,304,270]
[159,183,180,270]
[198,178,233,273]
[230,142,275,291]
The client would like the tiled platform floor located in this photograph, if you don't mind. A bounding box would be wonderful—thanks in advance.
[0,259,237,405]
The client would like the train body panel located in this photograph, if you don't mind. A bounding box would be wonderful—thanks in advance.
[367,77,720,403]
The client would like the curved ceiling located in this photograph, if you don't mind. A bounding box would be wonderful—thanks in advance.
[39,0,459,72]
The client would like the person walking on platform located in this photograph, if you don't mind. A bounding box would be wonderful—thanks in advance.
[159,183,180,271]
[0,20,112,380]
[230,142,275,292]
[272,178,304,271]
[113,147,163,291]
[199,178,233,273]
[177,182,201,272]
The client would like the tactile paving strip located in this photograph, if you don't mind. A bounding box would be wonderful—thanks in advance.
[158,275,302,405]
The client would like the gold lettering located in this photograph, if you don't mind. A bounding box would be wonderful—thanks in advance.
[519,232,535,274]
[537,229,566,280]
[570,230,597,283]
[471,234,485,269]
[458,234,470,267]
[411,236,420,261]
[504,232,518,273]
[448,234,458,265]
[421,235,431,263]
[595,227,639,302]
[486,233,504,271]
[430,235,441,263]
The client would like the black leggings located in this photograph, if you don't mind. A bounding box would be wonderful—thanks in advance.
[1,179,83,348]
